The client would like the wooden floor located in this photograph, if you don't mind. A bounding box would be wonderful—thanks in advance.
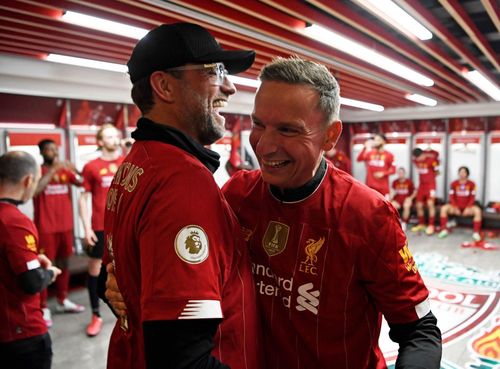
[48,226,500,369]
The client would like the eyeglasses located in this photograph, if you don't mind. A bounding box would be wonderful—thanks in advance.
[165,63,229,85]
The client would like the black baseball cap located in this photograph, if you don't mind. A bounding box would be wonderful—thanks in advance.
[127,22,256,83]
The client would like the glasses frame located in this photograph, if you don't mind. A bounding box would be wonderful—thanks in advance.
[165,63,229,85]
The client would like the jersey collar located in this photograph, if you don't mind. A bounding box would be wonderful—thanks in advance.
[269,158,327,203]
[132,118,220,173]
[0,198,23,206]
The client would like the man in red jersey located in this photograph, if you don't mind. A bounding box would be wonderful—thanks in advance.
[356,132,395,198]
[411,148,440,235]
[325,147,351,174]
[78,123,123,337]
[100,23,262,369]
[105,57,442,368]
[390,167,416,232]
[34,139,84,328]
[0,151,61,369]
[438,166,482,241]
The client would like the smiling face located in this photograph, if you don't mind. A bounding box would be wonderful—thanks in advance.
[250,80,341,189]
[176,64,236,145]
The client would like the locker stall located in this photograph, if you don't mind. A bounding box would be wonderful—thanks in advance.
[351,133,372,184]
[447,118,486,205]
[485,131,500,206]
[384,133,412,186]
[2,129,66,220]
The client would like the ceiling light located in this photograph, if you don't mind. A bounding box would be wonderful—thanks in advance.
[61,11,148,39]
[302,24,434,87]
[46,54,128,73]
[228,75,261,88]
[462,69,500,101]
[340,97,384,111]
[353,0,432,40]
[405,93,437,106]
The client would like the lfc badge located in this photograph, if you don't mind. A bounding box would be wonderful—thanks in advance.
[262,221,289,256]
[299,237,325,275]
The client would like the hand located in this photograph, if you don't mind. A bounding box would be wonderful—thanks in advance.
[61,160,78,173]
[105,263,127,317]
[364,139,374,149]
[373,171,385,179]
[38,254,61,283]
[84,229,98,247]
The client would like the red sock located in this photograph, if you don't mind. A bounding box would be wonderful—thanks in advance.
[429,216,435,227]
[440,217,447,229]
[473,221,481,233]
[56,268,70,304]
[40,288,48,309]
[418,216,425,225]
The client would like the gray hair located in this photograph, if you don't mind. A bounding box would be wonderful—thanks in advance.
[259,57,340,124]
[0,151,38,185]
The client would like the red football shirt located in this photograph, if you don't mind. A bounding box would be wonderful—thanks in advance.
[82,156,123,231]
[327,150,351,174]
[223,163,430,369]
[0,203,47,342]
[414,155,438,186]
[357,148,395,195]
[449,179,476,209]
[103,141,262,369]
[392,178,415,205]
[33,166,79,233]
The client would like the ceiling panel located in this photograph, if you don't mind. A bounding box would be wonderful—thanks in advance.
[0,0,498,113]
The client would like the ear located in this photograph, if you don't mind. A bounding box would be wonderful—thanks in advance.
[150,71,176,103]
[21,173,33,190]
[322,120,342,152]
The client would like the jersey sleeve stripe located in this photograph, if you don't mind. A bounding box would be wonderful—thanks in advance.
[26,259,41,270]
[178,300,223,319]
[415,298,431,319]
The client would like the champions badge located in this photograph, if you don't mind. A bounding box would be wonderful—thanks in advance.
[175,225,209,264]
[263,221,289,256]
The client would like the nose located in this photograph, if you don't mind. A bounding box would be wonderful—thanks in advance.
[220,76,236,96]
[251,128,279,158]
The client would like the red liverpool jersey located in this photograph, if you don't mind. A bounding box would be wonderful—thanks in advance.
[223,163,430,369]
[0,203,47,342]
[414,155,438,186]
[82,156,123,231]
[449,179,476,209]
[357,148,395,195]
[33,166,79,233]
[327,150,351,174]
[392,178,415,205]
[103,141,262,369]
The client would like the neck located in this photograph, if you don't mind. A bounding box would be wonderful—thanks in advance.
[0,186,24,202]
[100,149,119,161]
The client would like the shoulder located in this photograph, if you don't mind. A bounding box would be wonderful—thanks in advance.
[222,170,262,207]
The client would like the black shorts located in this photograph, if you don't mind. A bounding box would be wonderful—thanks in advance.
[0,332,52,369]
[85,231,104,259]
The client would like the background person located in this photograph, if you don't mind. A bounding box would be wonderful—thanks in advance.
[390,167,416,232]
[0,151,61,369]
[411,148,440,235]
[78,124,123,337]
[356,133,395,198]
[324,146,351,174]
[438,166,482,241]
[34,139,84,328]
[101,22,262,369]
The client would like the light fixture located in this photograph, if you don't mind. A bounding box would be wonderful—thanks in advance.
[462,69,500,101]
[353,0,432,40]
[228,75,261,88]
[405,93,437,106]
[61,11,148,39]
[46,54,128,73]
[302,24,434,87]
[340,97,384,112]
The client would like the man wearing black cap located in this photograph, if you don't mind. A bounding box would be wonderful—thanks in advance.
[101,23,262,369]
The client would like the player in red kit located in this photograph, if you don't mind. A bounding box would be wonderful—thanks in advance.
[34,139,84,327]
[0,151,61,369]
[100,23,262,369]
[438,166,482,241]
[78,124,123,337]
[411,148,440,235]
[356,133,395,198]
[325,147,351,174]
[390,167,416,232]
